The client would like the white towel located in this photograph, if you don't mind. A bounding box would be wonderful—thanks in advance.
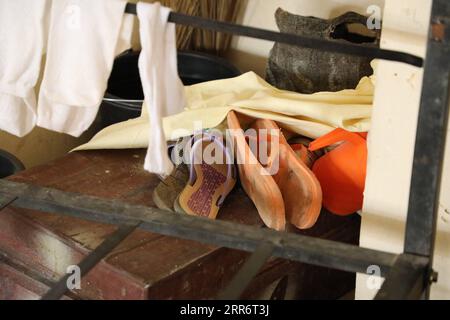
[137,2,186,177]
[0,0,50,137]
[37,0,133,137]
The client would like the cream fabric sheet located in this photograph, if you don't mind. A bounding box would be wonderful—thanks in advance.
[75,71,374,152]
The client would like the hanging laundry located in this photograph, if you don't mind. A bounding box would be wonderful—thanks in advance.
[0,0,50,137]
[137,2,186,177]
[37,0,133,137]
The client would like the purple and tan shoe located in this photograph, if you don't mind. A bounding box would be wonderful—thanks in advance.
[175,133,237,220]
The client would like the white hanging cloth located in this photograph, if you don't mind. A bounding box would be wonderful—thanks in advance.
[0,0,50,137]
[137,2,186,177]
[37,0,133,137]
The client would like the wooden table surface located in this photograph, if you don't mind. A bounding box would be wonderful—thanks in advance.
[0,149,360,300]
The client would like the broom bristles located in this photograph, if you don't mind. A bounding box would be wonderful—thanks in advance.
[146,0,244,55]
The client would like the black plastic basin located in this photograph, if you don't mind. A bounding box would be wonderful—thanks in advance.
[99,51,241,128]
[0,150,25,178]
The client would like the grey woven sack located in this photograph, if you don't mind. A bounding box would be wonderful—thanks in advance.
[266,8,381,94]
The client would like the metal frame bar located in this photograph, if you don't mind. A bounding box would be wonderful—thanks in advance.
[217,243,275,300]
[0,179,432,300]
[1,0,448,300]
[124,3,423,67]
[0,180,398,277]
[375,254,430,300]
[41,223,140,300]
[402,0,450,298]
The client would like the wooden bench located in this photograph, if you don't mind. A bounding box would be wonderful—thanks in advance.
[0,149,360,300]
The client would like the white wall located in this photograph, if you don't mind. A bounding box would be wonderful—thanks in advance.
[0,127,95,169]
[228,0,385,75]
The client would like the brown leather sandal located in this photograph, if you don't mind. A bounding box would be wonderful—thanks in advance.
[250,119,322,229]
[227,111,286,231]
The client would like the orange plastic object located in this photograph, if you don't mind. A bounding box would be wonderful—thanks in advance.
[309,128,367,216]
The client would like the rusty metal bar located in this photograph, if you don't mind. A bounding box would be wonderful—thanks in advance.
[375,254,430,300]
[0,179,398,277]
[217,242,275,300]
[41,222,139,300]
[124,3,423,67]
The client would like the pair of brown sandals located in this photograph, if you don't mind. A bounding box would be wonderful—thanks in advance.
[153,111,322,231]
[227,111,322,231]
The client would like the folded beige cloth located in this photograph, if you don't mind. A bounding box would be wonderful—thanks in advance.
[74,71,374,152]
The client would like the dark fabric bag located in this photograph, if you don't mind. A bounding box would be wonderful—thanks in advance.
[266,9,380,94]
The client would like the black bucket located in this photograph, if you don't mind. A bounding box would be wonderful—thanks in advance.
[99,51,241,128]
[0,150,25,178]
